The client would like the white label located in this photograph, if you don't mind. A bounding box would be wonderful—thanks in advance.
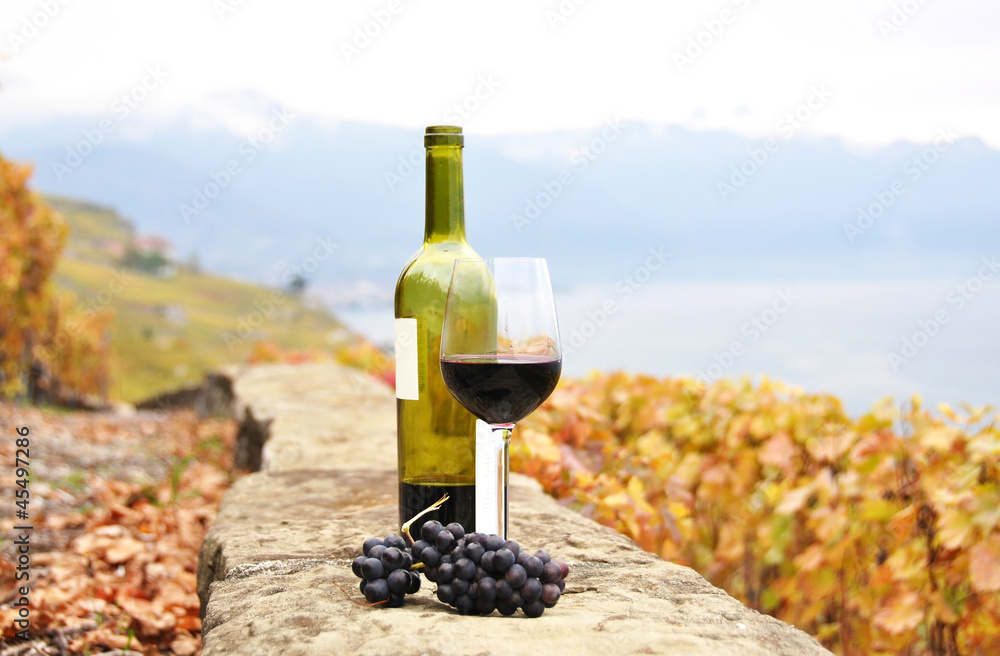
[475,420,499,534]
[395,318,419,400]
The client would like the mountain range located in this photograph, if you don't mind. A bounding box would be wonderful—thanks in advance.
[2,104,998,306]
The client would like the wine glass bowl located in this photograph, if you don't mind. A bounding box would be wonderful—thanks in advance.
[440,257,561,538]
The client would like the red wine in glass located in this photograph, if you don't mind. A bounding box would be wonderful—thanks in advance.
[440,354,561,425]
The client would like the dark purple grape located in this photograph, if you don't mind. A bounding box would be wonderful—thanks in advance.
[524,555,544,578]
[359,579,367,594]
[452,578,469,596]
[445,522,466,540]
[496,597,518,616]
[507,591,524,608]
[522,599,545,618]
[363,537,383,556]
[556,560,570,580]
[410,539,429,561]
[437,562,455,584]
[475,596,496,615]
[385,534,407,551]
[351,555,366,578]
[440,554,452,565]
[505,564,527,588]
[556,579,565,592]
[493,548,515,573]
[421,546,441,567]
[454,558,476,581]
[421,520,443,542]
[386,569,410,595]
[466,532,485,545]
[401,551,413,570]
[381,547,404,572]
[477,577,497,601]
[368,544,387,561]
[481,551,496,572]
[534,549,551,564]
[386,593,405,608]
[541,583,561,606]
[364,578,389,604]
[516,551,531,568]
[451,545,466,561]
[484,534,504,552]
[466,542,485,565]
[435,529,455,552]
[496,578,514,599]
[473,566,489,581]
[504,540,522,557]
[467,580,478,600]
[541,561,562,583]
[521,577,542,602]
[361,557,384,581]
[424,566,438,582]
[455,594,474,615]
[407,570,422,594]
[436,583,455,604]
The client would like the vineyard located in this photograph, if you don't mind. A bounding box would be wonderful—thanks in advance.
[513,373,1000,655]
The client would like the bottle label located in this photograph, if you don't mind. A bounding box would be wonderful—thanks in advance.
[395,318,419,400]
[475,420,499,534]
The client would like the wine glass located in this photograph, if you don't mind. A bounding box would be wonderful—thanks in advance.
[440,257,562,538]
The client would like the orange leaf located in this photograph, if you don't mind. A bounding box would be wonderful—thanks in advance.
[969,533,1000,593]
[873,590,924,635]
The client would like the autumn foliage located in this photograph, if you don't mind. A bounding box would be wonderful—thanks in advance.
[513,373,1000,656]
[0,404,236,654]
[0,153,111,402]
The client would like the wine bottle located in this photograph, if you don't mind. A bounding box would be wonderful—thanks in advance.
[395,126,484,536]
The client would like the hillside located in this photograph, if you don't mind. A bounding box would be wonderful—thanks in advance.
[47,196,358,402]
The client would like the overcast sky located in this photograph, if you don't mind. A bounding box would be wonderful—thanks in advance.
[1,0,999,147]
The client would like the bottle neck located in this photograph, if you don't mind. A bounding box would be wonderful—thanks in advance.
[424,144,466,244]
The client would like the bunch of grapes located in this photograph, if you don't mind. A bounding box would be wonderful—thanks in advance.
[411,521,568,617]
[351,533,422,607]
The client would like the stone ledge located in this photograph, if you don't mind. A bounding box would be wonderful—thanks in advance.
[197,363,832,655]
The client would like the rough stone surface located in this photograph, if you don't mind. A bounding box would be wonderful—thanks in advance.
[198,362,832,656]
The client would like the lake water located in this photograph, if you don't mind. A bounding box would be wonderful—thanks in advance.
[336,278,1000,417]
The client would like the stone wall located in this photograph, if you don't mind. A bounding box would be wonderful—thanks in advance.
[196,362,832,655]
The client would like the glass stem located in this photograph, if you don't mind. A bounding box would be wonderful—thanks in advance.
[490,423,513,539]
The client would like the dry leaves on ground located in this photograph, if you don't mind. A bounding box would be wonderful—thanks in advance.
[0,402,238,655]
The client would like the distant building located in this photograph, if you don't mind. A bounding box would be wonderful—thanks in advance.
[132,235,174,260]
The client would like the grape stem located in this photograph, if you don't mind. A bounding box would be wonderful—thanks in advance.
[400,493,450,545]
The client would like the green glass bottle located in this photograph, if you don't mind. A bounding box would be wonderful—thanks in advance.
[395,126,482,535]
